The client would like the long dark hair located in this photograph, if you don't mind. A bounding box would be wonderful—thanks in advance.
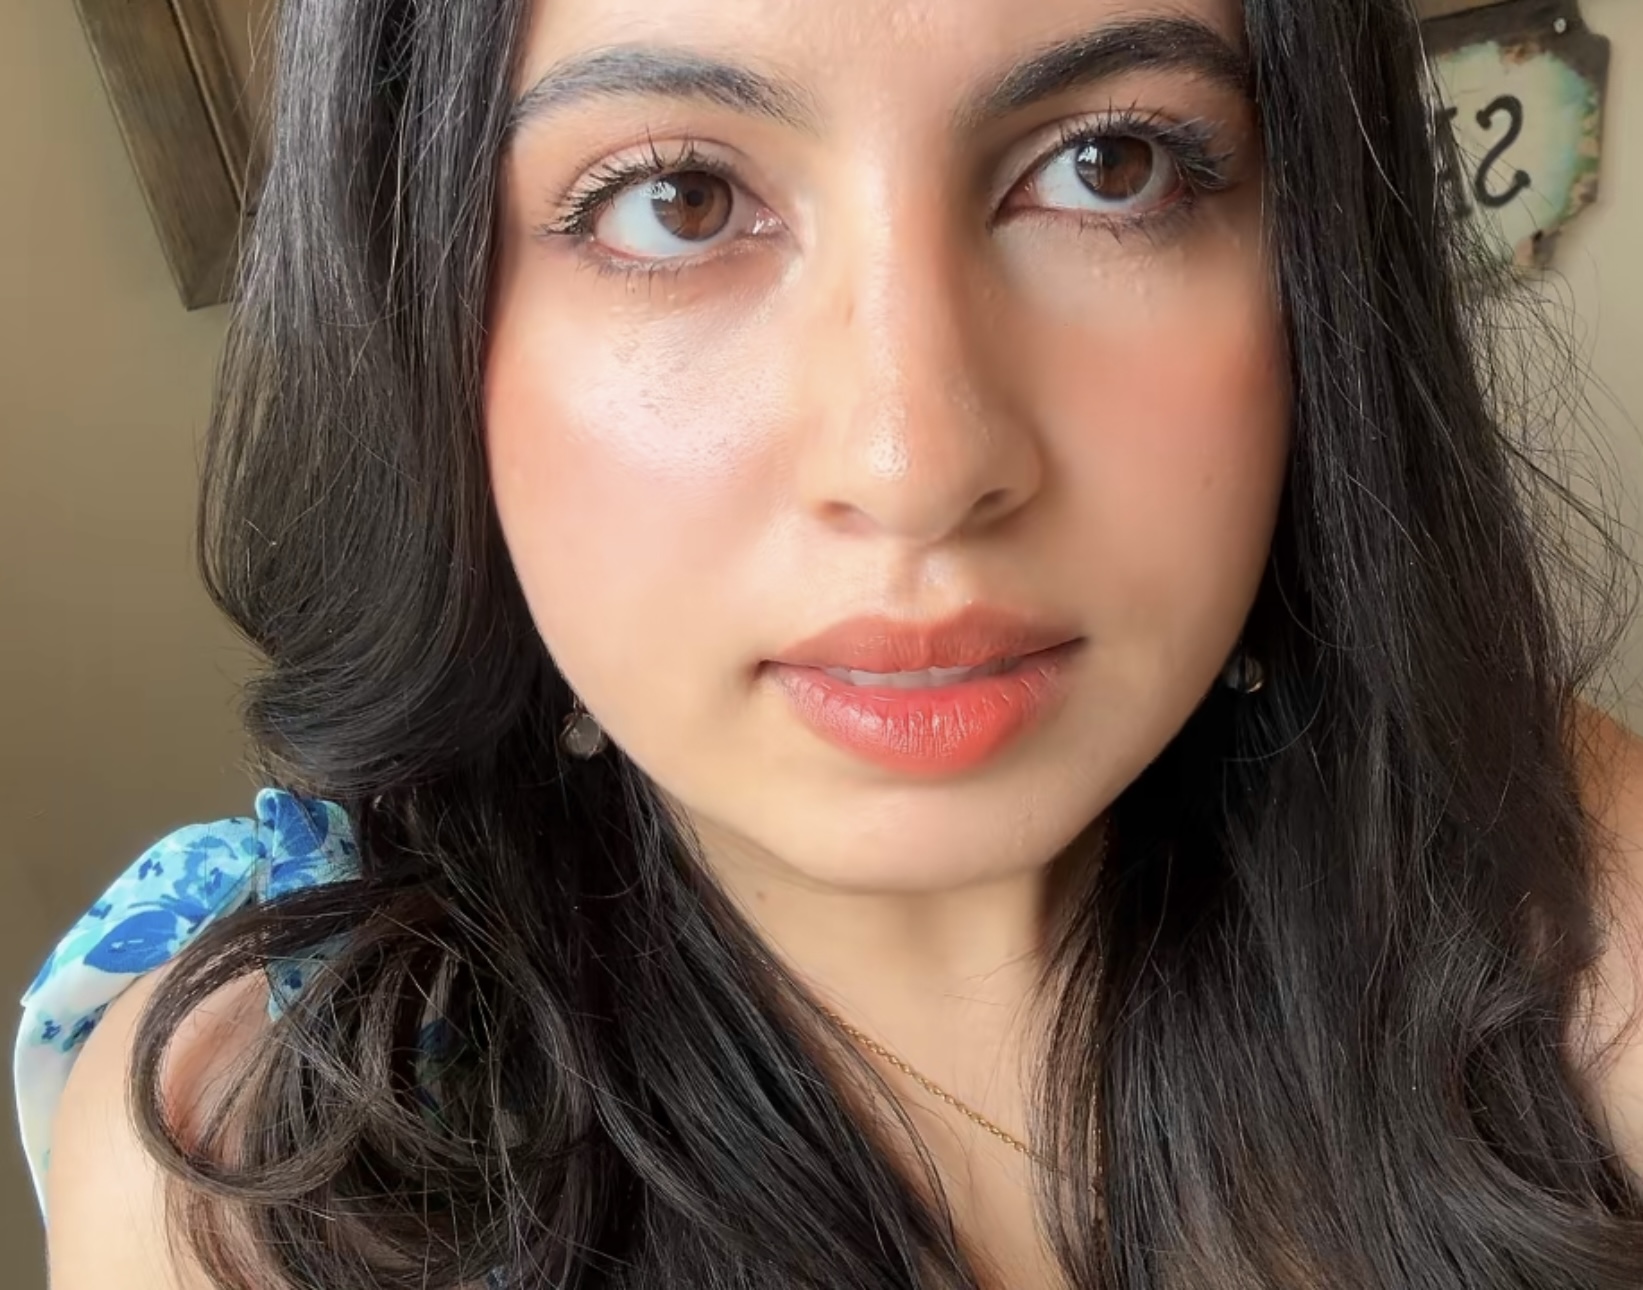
[131,0,1643,1284]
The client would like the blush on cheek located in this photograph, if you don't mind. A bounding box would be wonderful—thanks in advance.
[1030,253,1287,488]
[482,291,793,671]
[495,302,775,476]
[1019,237,1289,648]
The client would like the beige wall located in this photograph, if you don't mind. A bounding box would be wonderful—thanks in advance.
[0,0,249,1279]
[1541,1,1643,719]
[1,0,1641,1284]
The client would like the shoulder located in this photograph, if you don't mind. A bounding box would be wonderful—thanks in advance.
[45,962,269,1289]
[1569,703,1643,1179]
[15,790,359,1211]
[25,789,361,1287]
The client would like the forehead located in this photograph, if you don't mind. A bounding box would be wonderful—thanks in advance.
[514,0,1248,99]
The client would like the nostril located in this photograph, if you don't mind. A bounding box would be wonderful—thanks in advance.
[816,498,878,536]
[973,487,1014,522]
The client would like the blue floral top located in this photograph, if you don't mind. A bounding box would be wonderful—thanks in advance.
[12,789,358,1218]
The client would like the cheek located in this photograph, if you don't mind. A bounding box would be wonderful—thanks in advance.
[1024,237,1289,650]
[485,216,1289,720]
[483,293,785,688]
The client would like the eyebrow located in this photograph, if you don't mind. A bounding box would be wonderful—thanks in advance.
[507,46,819,139]
[506,17,1250,144]
[957,16,1250,132]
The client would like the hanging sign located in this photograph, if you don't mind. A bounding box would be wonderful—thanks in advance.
[1420,0,1610,268]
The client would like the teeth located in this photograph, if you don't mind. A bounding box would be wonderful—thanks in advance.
[822,658,1019,689]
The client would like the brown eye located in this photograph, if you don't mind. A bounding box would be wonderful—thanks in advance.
[1016,133,1184,217]
[649,171,736,242]
[1073,138,1161,202]
[592,164,757,260]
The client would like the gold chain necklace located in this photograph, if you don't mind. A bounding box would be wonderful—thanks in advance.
[803,826,1111,1167]
[775,824,1110,1170]
[816,1003,1038,1161]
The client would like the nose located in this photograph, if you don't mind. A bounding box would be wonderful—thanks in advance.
[792,223,1045,547]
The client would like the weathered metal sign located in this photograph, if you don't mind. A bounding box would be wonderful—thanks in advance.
[1422,0,1610,267]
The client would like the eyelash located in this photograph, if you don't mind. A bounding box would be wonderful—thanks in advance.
[1032,109,1234,239]
[535,110,1236,281]
[545,137,735,239]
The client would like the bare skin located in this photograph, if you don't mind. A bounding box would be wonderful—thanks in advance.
[484,0,1280,1272]
[37,0,1643,1285]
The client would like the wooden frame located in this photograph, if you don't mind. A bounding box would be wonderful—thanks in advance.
[74,0,267,310]
[1421,0,1608,66]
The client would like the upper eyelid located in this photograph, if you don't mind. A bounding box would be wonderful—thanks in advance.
[559,140,762,214]
[574,139,725,194]
[989,112,1231,208]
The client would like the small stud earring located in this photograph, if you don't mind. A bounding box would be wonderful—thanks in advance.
[559,695,610,759]
[1221,648,1267,695]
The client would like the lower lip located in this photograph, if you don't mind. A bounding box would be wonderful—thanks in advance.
[766,643,1079,776]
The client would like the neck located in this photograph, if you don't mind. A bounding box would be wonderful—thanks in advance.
[686,814,1107,1152]
[691,818,1103,1290]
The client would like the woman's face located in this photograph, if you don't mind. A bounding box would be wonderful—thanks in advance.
[485,0,1288,893]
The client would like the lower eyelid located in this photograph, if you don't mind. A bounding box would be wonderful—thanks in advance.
[574,222,777,277]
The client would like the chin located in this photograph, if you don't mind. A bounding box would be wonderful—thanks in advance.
[711,777,1108,896]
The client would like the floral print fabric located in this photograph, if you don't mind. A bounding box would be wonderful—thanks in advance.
[12,789,358,1216]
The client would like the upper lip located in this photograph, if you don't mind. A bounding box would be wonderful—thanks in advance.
[771,606,1081,673]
